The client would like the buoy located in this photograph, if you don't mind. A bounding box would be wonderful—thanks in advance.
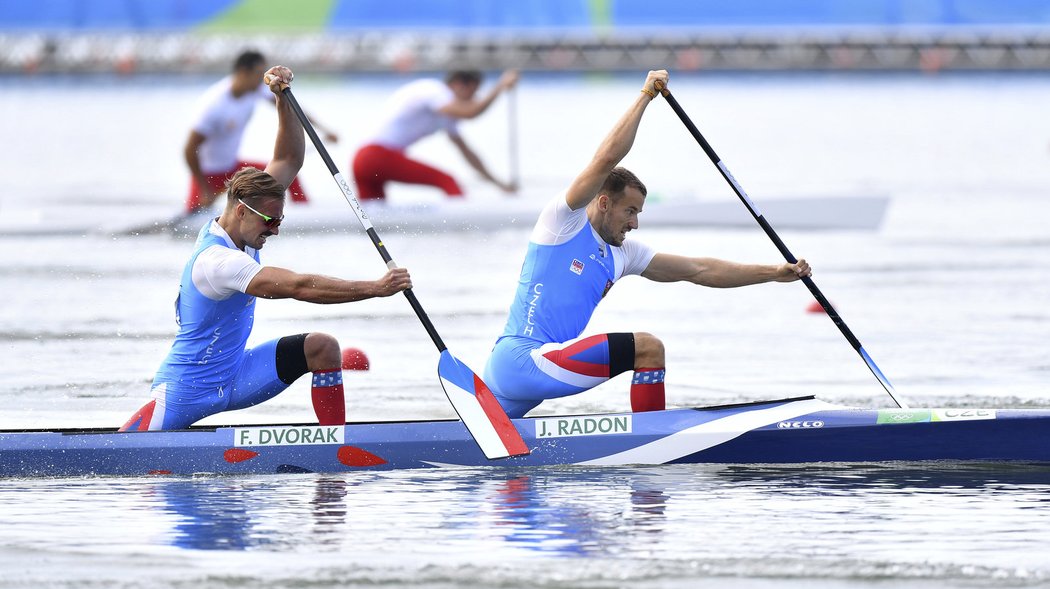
[341,347,370,371]
[806,301,827,314]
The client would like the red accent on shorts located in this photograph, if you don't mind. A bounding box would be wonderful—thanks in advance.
[119,399,156,432]
[352,144,463,200]
[542,334,612,378]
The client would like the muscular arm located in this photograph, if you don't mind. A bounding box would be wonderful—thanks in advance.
[564,70,667,210]
[261,67,306,190]
[641,253,810,287]
[245,266,411,303]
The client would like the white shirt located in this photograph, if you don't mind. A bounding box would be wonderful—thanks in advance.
[365,79,461,150]
[190,77,272,173]
[531,196,656,277]
[190,221,263,300]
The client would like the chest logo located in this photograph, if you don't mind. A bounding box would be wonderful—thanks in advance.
[570,259,585,275]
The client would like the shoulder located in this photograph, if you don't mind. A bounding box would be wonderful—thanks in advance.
[195,222,254,272]
[194,243,255,273]
[406,79,454,107]
[192,244,262,299]
[530,194,588,246]
[191,78,234,123]
[616,238,657,276]
[199,77,235,106]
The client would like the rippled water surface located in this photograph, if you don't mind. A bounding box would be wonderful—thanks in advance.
[3,465,1050,588]
[1,72,1049,588]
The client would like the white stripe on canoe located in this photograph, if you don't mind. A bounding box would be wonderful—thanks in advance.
[579,398,838,466]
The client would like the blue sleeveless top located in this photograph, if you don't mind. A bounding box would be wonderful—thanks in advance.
[496,198,655,346]
[152,222,259,391]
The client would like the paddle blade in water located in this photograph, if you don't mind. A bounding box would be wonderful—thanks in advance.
[437,350,530,459]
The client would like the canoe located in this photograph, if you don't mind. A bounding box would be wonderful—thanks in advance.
[2,396,1048,478]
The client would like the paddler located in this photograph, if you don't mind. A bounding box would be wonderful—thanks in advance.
[120,65,411,431]
[483,69,812,418]
[182,50,339,214]
[351,69,519,201]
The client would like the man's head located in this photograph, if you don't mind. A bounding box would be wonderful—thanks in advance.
[224,168,285,250]
[446,70,483,100]
[230,50,267,94]
[589,167,648,247]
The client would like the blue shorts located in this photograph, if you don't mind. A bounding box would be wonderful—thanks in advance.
[483,333,635,418]
[147,338,290,430]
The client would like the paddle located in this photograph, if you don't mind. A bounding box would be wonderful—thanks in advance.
[280,86,530,458]
[655,83,908,409]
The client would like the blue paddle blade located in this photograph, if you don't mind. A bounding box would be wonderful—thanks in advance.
[437,350,530,459]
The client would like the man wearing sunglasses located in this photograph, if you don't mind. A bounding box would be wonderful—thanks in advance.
[121,65,412,432]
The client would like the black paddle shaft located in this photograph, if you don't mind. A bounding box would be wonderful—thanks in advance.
[281,87,448,353]
[659,88,864,351]
[659,86,907,409]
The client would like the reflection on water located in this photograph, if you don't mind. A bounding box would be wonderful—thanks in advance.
[2,464,1050,586]
[151,475,354,551]
[43,463,1046,554]
[159,480,256,550]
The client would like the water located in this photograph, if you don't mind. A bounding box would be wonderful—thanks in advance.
[1,72,1049,587]
[3,465,1050,587]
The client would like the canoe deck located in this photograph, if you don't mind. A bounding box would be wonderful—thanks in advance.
[2,397,1049,478]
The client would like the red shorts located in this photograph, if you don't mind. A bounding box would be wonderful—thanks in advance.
[185,161,309,212]
[351,144,463,200]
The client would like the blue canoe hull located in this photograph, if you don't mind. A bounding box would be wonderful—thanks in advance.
[2,397,1049,477]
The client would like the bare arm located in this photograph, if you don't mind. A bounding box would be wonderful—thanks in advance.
[260,66,306,190]
[438,70,519,120]
[564,69,668,210]
[246,266,412,303]
[641,253,811,287]
[183,130,213,193]
[449,134,515,192]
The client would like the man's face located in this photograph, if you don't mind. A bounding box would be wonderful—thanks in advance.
[449,79,480,101]
[233,64,267,92]
[239,197,284,250]
[597,187,645,247]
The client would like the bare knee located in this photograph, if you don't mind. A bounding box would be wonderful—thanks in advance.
[304,332,341,372]
[633,332,665,369]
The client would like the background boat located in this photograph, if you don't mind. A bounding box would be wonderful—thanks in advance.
[1,187,889,237]
[98,192,890,238]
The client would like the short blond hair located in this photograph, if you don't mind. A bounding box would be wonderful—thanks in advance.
[225,167,285,207]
